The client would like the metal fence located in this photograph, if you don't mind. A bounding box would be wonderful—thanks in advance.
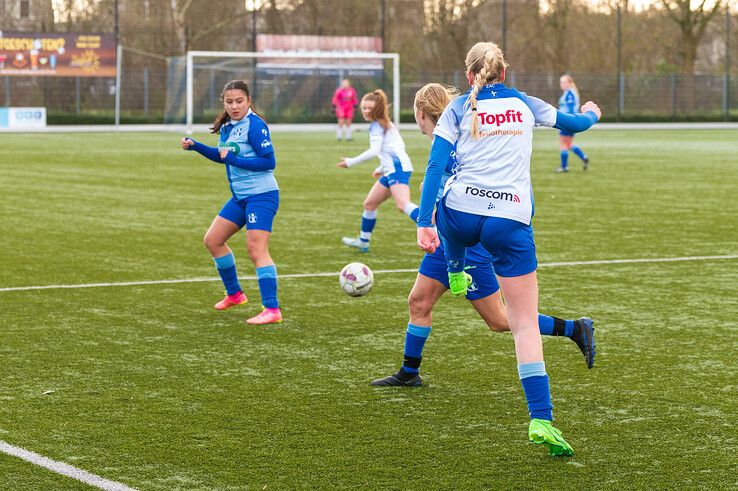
[2,64,736,124]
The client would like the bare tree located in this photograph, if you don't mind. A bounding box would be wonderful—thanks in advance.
[662,0,723,74]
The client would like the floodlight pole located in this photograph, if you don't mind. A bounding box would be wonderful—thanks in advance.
[724,6,731,119]
[186,51,194,134]
[616,4,624,120]
[115,44,122,128]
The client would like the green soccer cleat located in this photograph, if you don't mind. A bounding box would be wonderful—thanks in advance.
[528,419,574,457]
[448,271,472,297]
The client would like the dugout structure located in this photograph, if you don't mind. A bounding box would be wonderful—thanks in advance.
[182,50,401,133]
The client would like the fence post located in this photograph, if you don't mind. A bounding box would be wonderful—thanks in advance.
[115,44,122,127]
[144,67,149,117]
[725,6,731,120]
[616,4,623,120]
[4,77,10,105]
[75,77,81,115]
[671,73,677,119]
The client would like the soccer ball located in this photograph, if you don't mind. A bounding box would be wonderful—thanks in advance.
[339,262,374,297]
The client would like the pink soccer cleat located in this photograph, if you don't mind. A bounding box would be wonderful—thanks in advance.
[214,291,248,310]
[245,307,282,325]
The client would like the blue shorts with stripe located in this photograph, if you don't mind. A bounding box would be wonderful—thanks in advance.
[436,199,537,278]
[418,243,500,301]
[218,190,279,231]
[379,170,412,188]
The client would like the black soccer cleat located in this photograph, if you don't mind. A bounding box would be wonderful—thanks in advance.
[582,157,590,171]
[371,369,423,387]
[571,317,596,369]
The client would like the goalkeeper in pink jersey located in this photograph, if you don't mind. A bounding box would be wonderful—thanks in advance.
[332,79,358,141]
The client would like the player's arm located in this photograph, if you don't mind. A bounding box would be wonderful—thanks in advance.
[525,95,600,133]
[185,139,222,163]
[344,129,382,167]
[223,152,275,171]
[417,135,453,228]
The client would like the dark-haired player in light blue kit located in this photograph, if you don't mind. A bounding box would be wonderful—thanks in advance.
[181,79,282,325]
[555,74,590,173]
[372,83,595,390]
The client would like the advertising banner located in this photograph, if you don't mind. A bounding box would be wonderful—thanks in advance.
[0,32,116,77]
[0,107,47,128]
[256,35,383,75]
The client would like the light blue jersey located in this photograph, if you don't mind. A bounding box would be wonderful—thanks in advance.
[219,109,278,199]
[558,89,579,114]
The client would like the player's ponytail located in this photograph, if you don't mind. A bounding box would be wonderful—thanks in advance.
[362,89,391,131]
[465,42,508,139]
[414,83,458,124]
[211,80,259,134]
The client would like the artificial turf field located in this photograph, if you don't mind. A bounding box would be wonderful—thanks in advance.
[0,128,736,490]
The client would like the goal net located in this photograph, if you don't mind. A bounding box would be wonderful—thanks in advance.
[168,50,400,132]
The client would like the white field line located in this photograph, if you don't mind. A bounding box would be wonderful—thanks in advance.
[0,254,736,293]
[0,440,137,491]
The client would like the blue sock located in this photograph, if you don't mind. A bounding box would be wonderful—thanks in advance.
[255,264,279,309]
[538,314,576,338]
[360,209,377,242]
[403,203,420,223]
[560,150,569,169]
[214,252,241,296]
[402,323,431,374]
[538,314,554,335]
[571,146,587,161]
[518,361,553,421]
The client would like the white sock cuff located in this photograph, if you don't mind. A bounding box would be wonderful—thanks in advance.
[403,203,419,216]
[362,209,377,219]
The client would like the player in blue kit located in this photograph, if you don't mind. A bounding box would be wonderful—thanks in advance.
[372,83,595,389]
[181,80,282,325]
[416,43,601,456]
[337,89,420,252]
[555,74,590,173]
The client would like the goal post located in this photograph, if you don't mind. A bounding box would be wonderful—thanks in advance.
[184,50,400,134]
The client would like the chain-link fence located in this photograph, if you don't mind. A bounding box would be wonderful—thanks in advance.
[1,1,736,124]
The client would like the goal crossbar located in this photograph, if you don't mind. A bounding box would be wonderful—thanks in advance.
[186,50,401,133]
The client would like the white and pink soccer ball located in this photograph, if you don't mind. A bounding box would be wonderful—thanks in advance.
[339,262,374,297]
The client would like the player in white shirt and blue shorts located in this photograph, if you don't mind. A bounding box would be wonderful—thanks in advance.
[416,43,601,457]
[372,83,596,389]
[337,89,420,252]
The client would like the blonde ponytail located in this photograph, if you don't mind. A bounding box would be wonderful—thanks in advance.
[414,83,458,124]
[465,42,508,139]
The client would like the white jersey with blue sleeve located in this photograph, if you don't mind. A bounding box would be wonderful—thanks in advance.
[219,109,278,198]
[345,121,413,176]
[433,83,557,225]
[559,89,579,114]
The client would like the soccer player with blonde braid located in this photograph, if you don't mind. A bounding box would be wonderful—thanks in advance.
[372,83,595,388]
[416,43,601,456]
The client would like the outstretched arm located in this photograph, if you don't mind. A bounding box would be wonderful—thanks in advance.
[554,109,599,133]
[186,140,222,163]
[525,96,601,133]
[345,132,383,167]
[223,151,276,171]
